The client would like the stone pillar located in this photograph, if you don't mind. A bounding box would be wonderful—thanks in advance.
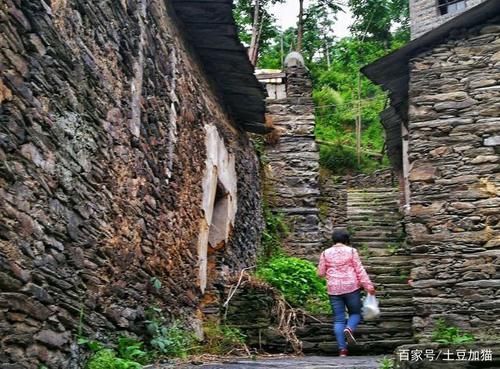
[258,53,324,259]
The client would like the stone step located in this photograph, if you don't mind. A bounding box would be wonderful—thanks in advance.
[373,275,411,284]
[361,249,406,257]
[376,290,414,298]
[299,329,413,344]
[365,266,411,274]
[347,218,402,224]
[353,240,398,247]
[306,338,417,354]
[363,256,412,265]
[348,189,399,194]
[347,200,400,206]
[351,230,402,237]
[353,237,402,244]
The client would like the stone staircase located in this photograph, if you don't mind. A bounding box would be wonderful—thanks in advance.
[299,187,415,354]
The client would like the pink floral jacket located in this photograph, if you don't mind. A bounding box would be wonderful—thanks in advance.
[317,244,374,296]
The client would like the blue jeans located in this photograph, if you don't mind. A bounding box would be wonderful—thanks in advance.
[329,289,362,350]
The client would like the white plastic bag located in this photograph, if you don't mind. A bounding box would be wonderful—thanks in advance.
[362,294,380,321]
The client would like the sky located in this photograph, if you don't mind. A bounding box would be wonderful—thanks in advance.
[269,0,354,38]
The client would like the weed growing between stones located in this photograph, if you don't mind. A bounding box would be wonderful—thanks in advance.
[251,136,269,166]
[378,356,395,369]
[386,243,400,255]
[359,243,372,258]
[259,205,289,261]
[80,337,148,369]
[202,321,247,355]
[145,308,196,358]
[431,319,475,344]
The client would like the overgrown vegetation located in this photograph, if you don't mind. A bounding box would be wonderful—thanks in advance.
[256,255,330,313]
[145,308,196,359]
[431,319,475,344]
[202,321,247,355]
[80,337,148,369]
[80,307,249,368]
[235,0,411,175]
[260,205,289,260]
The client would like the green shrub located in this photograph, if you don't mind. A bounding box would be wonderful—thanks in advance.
[256,256,328,308]
[319,143,388,175]
[145,308,196,358]
[319,144,360,174]
[117,337,150,364]
[431,319,475,344]
[85,349,142,369]
[202,321,246,355]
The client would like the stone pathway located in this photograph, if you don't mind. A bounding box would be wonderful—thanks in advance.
[156,355,386,369]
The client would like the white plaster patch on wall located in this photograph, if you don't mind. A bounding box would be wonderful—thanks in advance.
[197,124,238,293]
[129,0,147,138]
[166,47,179,180]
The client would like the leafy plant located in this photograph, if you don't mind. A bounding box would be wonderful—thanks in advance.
[252,136,269,166]
[304,295,331,314]
[85,349,142,369]
[260,205,289,260]
[432,319,475,344]
[378,356,395,369]
[150,277,162,291]
[78,337,104,352]
[117,337,150,364]
[145,308,195,358]
[256,255,328,307]
[202,321,247,355]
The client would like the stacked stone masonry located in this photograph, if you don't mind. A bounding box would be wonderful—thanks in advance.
[0,1,263,367]
[319,168,397,236]
[263,65,323,259]
[407,18,500,338]
[410,0,486,39]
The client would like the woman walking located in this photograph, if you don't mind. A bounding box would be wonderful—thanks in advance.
[317,228,376,357]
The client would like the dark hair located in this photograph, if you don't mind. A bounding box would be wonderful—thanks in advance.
[332,228,350,245]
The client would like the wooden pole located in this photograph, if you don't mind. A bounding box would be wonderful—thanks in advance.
[356,72,362,166]
[281,32,284,68]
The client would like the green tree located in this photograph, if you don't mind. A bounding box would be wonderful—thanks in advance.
[233,0,282,65]
[348,0,410,47]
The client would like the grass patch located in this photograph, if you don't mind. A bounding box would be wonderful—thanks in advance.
[202,321,246,355]
[431,319,475,344]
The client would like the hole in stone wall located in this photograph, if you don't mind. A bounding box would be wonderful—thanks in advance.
[208,180,230,251]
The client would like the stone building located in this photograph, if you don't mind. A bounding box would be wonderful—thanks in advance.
[410,0,487,39]
[363,0,500,339]
[0,0,266,367]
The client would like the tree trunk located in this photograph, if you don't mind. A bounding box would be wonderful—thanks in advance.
[296,0,304,52]
[248,0,260,65]
[252,15,265,65]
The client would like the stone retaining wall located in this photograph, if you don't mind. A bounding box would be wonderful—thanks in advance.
[0,1,262,367]
[406,18,500,339]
